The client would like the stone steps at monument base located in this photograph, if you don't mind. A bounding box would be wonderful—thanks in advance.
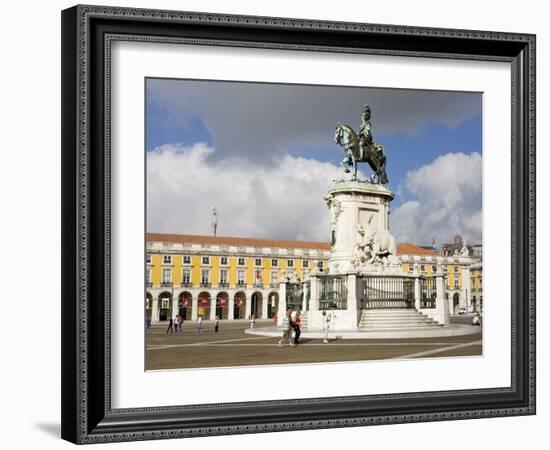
[361,309,427,316]
[358,309,443,330]
[359,312,435,319]
[360,312,436,320]
[360,323,444,330]
[359,318,439,326]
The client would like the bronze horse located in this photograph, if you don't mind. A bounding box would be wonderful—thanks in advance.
[334,123,388,184]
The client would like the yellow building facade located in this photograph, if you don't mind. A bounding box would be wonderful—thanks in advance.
[146,234,482,322]
[146,233,330,323]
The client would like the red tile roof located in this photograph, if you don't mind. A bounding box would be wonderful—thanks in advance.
[146,233,332,251]
[147,233,436,256]
[396,243,438,256]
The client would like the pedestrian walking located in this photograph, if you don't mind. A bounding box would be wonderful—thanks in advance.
[166,317,174,334]
[175,314,184,333]
[278,308,295,348]
[250,314,256,329]
[215,315,219,333]
[322,311,331,343]
[293,311,302,344]
[174,315,180,333]
[179,316,184,332]
[197,315,203,333]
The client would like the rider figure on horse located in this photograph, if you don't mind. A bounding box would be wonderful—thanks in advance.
[359,105,384,162]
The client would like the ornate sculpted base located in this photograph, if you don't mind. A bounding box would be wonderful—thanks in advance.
[324,180,396,275]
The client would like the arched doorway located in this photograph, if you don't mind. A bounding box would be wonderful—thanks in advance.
[146,292,153,323]
[177,291,192,320]
[453,292,460,315]
[234,292,246,319]
[197,292,211,319]
[216,292,229,319]
[251,291,263,319]
[158,291,173,321]
[268,291,279,318]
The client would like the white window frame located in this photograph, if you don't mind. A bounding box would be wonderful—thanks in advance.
[220,269,228,284]
[201,269,210,284]
[287,259,294,267]
[202,256,210,265]
[220,256,228,265]
[163,255,172,264]
[271,270,278,284]
[271,259,278,267]
[182,269,191,284]
[237,270,245,285]
[238,257,245,266]
[183,255,191,265]
[255,258,262,267]
[162,268,172,283]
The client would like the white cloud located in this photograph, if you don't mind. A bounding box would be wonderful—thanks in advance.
[391,152,482,246]
[147,143,355,242]
[148,145,482,246]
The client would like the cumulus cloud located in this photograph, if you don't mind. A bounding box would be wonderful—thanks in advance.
[391,152,482,246]
[146,143,360,241]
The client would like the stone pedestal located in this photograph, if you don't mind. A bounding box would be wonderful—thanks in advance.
[421,274,450,326]
[324,181,395,274]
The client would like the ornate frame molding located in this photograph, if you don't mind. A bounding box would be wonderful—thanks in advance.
[61,5,535,444]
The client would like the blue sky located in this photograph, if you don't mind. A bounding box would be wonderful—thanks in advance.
[146,78,482,245]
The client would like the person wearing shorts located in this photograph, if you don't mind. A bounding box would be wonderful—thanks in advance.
[278,308,295,348]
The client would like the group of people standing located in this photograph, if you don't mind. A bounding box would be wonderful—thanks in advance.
[278,308,302,347]
[195,315,220,333]
[278,309,332,346]
[166,314,185,333]
[168,315,220,334]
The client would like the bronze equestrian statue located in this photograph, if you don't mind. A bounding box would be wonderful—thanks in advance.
[334,105,388,184]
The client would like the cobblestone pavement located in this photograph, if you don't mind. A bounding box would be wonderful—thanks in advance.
[146,319,482,370]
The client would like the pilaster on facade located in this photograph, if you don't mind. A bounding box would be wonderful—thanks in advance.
[227,295,235,320]
[244,296,252,320]
[151,296,159,323]
[261,295,269,319]
[191,296,198,321]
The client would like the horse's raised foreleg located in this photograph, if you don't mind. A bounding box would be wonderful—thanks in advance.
[340,152,351,173]
[351,152,357,181]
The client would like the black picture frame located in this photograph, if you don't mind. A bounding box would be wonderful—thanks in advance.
[61,4,536,444]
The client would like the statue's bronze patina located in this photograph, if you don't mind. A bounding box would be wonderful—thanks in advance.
[334,105,388,184]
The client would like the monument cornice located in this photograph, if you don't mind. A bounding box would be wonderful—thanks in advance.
[328,180,394,200]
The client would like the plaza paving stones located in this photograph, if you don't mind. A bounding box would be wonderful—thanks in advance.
[145,320,482,370]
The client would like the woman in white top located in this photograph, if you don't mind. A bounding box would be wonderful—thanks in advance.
[197,315,203,333]
[322,311,331,343]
